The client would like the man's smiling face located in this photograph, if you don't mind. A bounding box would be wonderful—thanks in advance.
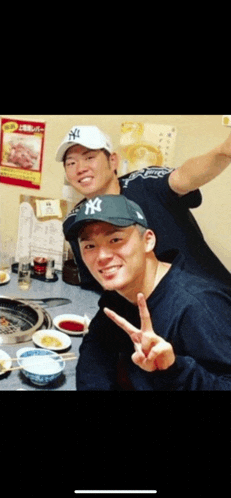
[64,145,118,198]
[78,221,148,297]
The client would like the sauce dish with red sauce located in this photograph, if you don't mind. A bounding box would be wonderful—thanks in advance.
[53,314,90,336]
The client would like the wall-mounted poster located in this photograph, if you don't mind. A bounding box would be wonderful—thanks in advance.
[0,117,45,189]
[119,122,177,174]
[15,195,73,270]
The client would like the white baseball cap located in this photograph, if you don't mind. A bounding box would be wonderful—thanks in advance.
[55,125,113,162]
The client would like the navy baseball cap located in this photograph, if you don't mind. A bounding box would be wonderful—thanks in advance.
[64,195,148,241]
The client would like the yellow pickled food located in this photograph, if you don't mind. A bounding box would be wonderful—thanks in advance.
[41,336,62,348]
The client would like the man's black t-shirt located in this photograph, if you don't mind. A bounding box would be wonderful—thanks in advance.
[76,251,231,391]
[63,167,231,287]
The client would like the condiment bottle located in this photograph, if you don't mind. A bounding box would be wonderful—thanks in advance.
[34,257,47,276]
[45,259,55,280]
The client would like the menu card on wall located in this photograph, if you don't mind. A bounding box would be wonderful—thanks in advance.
[16,195,74,270]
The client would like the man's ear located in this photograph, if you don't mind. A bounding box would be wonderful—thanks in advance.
[109,152,119,173]
[144,229,156,253]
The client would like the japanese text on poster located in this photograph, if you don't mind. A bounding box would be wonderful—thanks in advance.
[0,117,45,189]
[119,122,177,174]
[15,195,72,270]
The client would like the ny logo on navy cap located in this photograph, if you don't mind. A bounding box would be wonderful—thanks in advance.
[85,198,103,215]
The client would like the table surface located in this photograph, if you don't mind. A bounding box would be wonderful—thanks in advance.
[0,270,101,390]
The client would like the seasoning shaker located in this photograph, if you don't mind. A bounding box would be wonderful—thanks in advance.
[45,259,55,280]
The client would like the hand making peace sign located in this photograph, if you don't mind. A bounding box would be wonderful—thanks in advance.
[104,293,176,372]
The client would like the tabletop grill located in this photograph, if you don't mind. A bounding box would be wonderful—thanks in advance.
[0,297,53,344]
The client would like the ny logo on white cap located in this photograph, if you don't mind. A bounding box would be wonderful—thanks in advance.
[85,198,102,215]
[69,128,80,141]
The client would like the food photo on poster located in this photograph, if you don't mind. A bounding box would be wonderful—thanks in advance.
[0,117,45,189]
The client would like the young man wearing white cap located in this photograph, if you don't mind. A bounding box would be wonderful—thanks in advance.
[64,195,231,390]
[57,125,231,287]
[56,126,119,198]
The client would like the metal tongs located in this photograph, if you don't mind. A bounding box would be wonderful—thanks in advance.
[12,297,72,308]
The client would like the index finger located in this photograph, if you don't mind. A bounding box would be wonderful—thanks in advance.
[137,293,154,332]
[103,307,140,343]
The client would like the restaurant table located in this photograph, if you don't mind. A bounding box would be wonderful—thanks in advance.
[0,270,102,390]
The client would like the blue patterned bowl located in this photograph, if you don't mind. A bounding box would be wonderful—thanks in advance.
[17,348,65,386]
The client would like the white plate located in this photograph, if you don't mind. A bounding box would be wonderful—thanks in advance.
[53,314,90,336]
[32,329,72,350]
[0,349,12,374]
[0,271,10,285]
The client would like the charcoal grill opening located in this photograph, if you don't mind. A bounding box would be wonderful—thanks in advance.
[0,297,46,344]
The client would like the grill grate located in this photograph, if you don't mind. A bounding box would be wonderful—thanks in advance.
[0,298,50,344]
[0,323,21,335]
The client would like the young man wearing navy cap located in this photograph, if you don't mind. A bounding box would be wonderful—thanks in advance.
[65,194,231,390]
[58,125,231,287]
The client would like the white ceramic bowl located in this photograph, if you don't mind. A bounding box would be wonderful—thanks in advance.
[17,347,65,386]
[16,347,34,358]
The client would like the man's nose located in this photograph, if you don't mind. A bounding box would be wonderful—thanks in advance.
[97,247,113,264]
[76,161,88,174]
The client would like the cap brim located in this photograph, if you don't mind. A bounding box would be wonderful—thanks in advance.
[65,217,138,240]
[55,141,94,162]
[55,143,73,162]
[56,139,111,162]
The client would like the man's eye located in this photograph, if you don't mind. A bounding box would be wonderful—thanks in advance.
[110,238,122,243]
[84,244,95,250]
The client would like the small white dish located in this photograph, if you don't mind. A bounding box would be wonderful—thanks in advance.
[53,314,90,336]
[0,349,12,374]
[0,271,10,285]
[32,329,71,351]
